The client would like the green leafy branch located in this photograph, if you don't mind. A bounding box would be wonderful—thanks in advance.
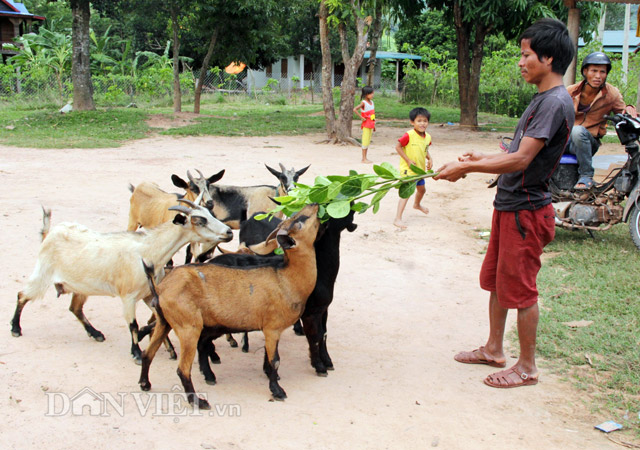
[255,162,437,222]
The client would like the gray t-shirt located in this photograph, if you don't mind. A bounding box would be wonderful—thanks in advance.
[495,85,575,211]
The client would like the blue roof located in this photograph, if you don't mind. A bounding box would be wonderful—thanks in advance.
[0,0,42,19]
[364,51,422,61]
[578,30,640,53]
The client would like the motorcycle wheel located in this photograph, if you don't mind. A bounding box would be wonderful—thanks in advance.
[630,205,640,251]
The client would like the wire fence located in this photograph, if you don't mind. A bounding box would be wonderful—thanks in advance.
[0,68,402,106]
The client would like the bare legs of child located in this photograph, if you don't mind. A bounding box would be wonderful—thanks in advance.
[362,147,372,163]
[393,184,428,229]
[361,128,373,163]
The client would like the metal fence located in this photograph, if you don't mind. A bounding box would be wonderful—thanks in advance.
[0,68,401,105]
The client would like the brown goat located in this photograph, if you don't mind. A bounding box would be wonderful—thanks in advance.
[127,170,220,231]
[139,204,320,407]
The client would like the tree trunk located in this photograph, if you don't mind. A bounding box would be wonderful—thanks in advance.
[70,0,94,111]
[366,4,383,87]
[468,24,488,127]
[336,4,369,144]
[319,0,337,140]
[194,28,219,114]
[170,4,181,113]
[452,2,489,128]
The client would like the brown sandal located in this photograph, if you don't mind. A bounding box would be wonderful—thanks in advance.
[484,367,539,388]
[453,346,506,368]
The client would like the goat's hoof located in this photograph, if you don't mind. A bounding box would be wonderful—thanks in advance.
[195,398,211,410]
[241,347,249,353]
[139,382,151,391]
[228,340,238,348]
[133,356,142,366]
[205,379,217,386]
[316,370,328,377]
[271,390,287,401]
[92,334,105,342]
[11,330,21,337]
[168,352,177,360]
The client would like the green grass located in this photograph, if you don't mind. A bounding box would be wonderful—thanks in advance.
[534,224,640,435]
[372,95,519,131]
[0,108,149,148]
[0,95,522,147]
[160,103,326,137]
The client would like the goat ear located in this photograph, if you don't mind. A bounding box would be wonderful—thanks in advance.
[296,165,310,177]
[208,169,225,184]
[265,164,281,178]
[173,214,187,225]
[172,175,188,189]
[248,239,279,255]
[277,234,296,250]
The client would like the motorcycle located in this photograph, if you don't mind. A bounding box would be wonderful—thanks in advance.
[549,113,640,250]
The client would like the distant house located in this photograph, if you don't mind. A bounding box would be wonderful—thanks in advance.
[1,0,44,62]
[578,30,640,54]
[246,50,422,92]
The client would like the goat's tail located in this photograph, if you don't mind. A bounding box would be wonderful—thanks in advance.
[128,183,135,193]
[141,259,166,323]
[40,207,52,242]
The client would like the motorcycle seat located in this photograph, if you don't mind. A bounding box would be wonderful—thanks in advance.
[560,154,578,164]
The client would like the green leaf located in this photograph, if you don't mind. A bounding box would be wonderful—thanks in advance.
[352,201,368,212]
[326,200,351,218]
[274,248,284,255]
[373,163,397,179]
[273,195,294,203]
[341,178,365,197]
[253,213,268,221]
[409,164,427,175]
[399,182,416,199]
[314,176,331,186]
[327,175,349,182]
[371,189,389,205]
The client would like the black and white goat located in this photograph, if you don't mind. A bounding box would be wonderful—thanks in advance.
[207,163,309,230]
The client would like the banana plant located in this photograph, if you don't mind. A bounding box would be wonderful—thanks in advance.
[5,27,71,100]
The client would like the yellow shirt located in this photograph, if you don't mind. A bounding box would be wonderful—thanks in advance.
[399,129,431,175]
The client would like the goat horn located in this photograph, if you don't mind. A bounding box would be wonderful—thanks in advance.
[195,169,205,180]
[265,225,281,243]
[177,198,197,208]
[187,170,196,184]
[279,162,286,172]
[168,205,192,215]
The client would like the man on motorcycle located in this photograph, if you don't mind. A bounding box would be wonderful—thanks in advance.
[566,52,633,190]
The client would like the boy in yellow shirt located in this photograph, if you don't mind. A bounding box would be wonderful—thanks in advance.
[393,107,432,229]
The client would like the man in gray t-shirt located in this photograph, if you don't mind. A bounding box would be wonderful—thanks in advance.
[495,85,574,211]
[435,18,574,389]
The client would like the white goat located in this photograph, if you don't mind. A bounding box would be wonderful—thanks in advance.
[10,197,233,363]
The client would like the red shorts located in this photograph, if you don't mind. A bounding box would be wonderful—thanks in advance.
[479,204,556,309]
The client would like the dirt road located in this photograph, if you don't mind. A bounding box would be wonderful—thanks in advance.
[0,122,620,449]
